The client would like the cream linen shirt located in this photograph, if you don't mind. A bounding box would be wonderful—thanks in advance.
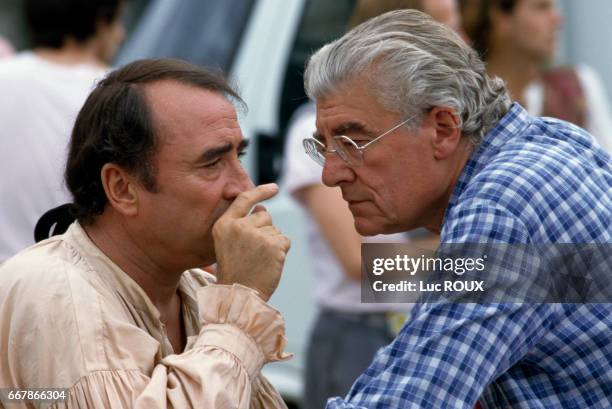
[0,223,291,408]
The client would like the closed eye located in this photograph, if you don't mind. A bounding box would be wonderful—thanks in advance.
[204,145,247,168]
[204,158,222,168]
[352,140,370,147]
[337,137,369,147]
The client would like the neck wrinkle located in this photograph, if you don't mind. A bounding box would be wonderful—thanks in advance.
[84,218,182,308]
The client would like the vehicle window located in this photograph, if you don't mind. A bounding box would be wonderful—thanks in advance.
[279,0,356,140]
[254,0,354,184]
[116,0,256,72]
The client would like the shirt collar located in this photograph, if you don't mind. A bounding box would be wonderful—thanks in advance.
[442,103,533,225]
[62,222,211,333]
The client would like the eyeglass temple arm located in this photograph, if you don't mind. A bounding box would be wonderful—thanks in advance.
[359,116,415,150]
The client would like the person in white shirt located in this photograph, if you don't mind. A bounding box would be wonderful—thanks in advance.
[461,0,612,151]
[0,0,126,262]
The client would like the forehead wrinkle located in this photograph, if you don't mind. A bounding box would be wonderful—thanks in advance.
[143,80,239,144]
[202,113,241,134]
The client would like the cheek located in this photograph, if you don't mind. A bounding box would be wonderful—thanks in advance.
[362,162,409,212]
[189,181,234,227]
[362,179,404,224]
[518,15,549,38]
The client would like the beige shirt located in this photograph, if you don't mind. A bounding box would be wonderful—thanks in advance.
[0,223,291,408]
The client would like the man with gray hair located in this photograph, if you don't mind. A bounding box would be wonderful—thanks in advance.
[302,9,611,409]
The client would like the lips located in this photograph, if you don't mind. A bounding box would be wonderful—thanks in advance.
[341,188,371,206]
[343,192,370,210]
[342,193,368,203]
[347,200,371,215]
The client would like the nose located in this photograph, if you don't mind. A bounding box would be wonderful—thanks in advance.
[549,1,563,29]
[321,153,355,187]
[223,160,255,200]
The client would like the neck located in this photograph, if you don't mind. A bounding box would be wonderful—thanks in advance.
[34,39,107,69]
[425,139,474,233]
[84,213,182,310]
[486,49,540,105]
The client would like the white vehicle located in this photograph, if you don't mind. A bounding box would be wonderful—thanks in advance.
[116,0,356,406]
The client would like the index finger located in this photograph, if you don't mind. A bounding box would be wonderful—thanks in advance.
[223,183,279,219]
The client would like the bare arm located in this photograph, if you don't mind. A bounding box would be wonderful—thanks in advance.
[294,184,363,281]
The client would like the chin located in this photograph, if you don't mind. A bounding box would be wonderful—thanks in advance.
[355,215,424,236]
[354,218,385,236]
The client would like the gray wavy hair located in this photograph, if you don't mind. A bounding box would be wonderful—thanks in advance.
[304,9,511,145]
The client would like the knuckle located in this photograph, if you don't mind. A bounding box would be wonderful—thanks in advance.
[238,189,256,203]
[230,193,250,213]
[212,220,225,235]
[261,215,273,226]
[234,218,246,229]
[283,236,291,251]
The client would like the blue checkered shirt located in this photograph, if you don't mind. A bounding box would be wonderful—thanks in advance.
[326,104,612,408]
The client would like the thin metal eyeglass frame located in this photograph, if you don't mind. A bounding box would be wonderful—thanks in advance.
[303,114,416,166]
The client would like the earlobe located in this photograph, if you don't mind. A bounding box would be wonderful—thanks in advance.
[100,163,139,217]
[430,107,462,160]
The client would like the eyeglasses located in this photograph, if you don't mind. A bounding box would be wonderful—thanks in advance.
[303,115,416,166]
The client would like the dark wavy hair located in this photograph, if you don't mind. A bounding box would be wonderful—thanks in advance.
[461,0,517,60]
[25,0,124,48]
[65,58,243,225]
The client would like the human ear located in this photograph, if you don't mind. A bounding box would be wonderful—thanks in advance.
[100,163,138,217]
[429,107,462,160]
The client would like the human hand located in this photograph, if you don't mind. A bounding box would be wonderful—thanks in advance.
[212,184,290,301]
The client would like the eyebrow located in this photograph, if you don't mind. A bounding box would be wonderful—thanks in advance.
[332,122,373,137]
[312,121,375,143]
[198,139,250,163]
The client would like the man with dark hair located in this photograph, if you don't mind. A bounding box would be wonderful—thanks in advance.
[0,59,291,408]
[24,0,125,59]
[0,0,126,262]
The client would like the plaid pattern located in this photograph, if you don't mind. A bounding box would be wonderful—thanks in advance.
[326,104,612,408]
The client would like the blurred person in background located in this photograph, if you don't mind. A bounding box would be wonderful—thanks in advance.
[0,36,15,58]
[282,2,459,408]
[349,0,461,33]
[0,0,126,263]
[461,0,612,151]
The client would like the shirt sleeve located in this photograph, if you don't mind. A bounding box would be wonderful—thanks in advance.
[52,284,290,409]
[324,204,562,409]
